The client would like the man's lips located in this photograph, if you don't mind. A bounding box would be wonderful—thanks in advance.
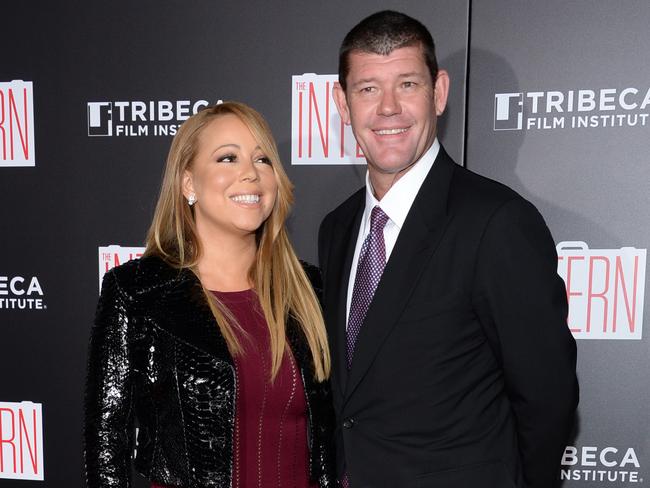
[372,127,409,135]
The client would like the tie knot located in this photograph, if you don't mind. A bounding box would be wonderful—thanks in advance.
[370,206,389,233]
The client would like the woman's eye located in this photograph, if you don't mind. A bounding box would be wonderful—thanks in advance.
[255,156,272,165]
[217,154,236,163]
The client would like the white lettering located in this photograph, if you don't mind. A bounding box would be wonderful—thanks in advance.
[176,100,190,121]
[131,101,147,122]
[158,101,174,121]
[562,446,578,466]
[600,447,618,467]
[578,90,596,111]
[621,447,640,468]
[641,87,650,110]
[546,91,564,112]
[599,88,617,111]
[114,101,129,120]
[582,446,598,467]
[619,88,638,110]
[526,92,544,113]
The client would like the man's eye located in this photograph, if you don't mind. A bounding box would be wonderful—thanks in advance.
[217,154,236,163]
[402,81,416,88]
[360,86,376,94]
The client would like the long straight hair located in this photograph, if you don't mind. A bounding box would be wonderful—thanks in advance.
[144,102,330,381]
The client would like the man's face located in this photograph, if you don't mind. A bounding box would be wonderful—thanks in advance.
[334,45,449,183]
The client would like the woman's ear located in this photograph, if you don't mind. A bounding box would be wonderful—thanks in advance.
[182,170,195,200]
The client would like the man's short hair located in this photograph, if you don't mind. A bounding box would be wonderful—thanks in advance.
[338,10,438,91]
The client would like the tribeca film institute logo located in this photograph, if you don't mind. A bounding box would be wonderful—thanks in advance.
[98,245,145,291]
[0,80,35,167]
[87,98,215,137]
[494,86,650,131]
[0,401,44,481]
[556,242,646,340]
[561,445,643,484]
[0,275,45,311]
[291,74,365,165]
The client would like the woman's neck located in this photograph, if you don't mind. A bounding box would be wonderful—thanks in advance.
[196,231,257,292]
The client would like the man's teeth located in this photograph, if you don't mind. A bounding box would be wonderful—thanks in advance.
[375,128,408,135]
[231,194,260,203]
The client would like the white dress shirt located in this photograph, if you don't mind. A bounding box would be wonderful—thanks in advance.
[345,139,440,326]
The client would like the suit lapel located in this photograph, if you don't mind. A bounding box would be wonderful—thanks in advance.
[323,191,364,397]
[343,149,457,402]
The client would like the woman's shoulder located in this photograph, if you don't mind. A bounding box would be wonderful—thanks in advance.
[103,254,193,300]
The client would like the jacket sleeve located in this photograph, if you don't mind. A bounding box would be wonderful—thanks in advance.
[472,198,579,488]
[84,270,136,488]
[300,261,337,486]
[308,374,337,487]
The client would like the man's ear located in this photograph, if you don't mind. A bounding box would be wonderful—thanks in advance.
[333,82,352,125]
[433,69,450,116]
[182,170,195,199]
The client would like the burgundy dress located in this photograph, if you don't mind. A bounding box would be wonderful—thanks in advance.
[152,289,317,488]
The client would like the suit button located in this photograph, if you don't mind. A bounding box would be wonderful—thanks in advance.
[343,418,354,429]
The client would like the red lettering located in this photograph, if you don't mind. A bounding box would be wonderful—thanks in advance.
[308,81,329,157]
[18,409,38,474]
[613,255,639,333]
[0,91,5,160]
[298,91,303,158]
[564,256,584,333]
[0,408,17,473]
[586,256,609,332]
[8,88,30,160]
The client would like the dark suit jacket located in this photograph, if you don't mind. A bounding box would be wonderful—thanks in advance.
[318,148,578,488]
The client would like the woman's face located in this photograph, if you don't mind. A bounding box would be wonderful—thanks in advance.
[184,114,278,240]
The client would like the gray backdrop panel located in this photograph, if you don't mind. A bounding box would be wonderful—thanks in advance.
[467,1,649,486]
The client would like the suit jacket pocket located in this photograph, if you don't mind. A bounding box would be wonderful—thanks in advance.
[416,461,517,488]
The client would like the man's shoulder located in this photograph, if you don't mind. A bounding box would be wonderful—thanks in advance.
[446,163,550,237]
[321,186,365,228]
[449,163,525,211]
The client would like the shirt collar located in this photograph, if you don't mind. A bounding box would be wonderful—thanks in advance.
[363,138,440,230]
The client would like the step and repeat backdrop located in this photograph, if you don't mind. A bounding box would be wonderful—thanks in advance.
[1,1,647,487]
[466,1,650,486]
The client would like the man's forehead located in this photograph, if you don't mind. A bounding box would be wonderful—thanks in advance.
[346,46,430,80]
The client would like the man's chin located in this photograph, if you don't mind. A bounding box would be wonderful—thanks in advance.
[368,157,417,176]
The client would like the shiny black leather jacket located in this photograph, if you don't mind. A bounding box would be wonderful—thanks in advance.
[84,256,335,487]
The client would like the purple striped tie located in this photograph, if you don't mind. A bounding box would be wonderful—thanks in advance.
[341,206,389,487]
[347,206,389,368]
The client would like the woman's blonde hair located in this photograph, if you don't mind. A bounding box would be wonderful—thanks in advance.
[144,102,330,381]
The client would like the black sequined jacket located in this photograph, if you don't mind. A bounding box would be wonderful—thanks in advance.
[84,255,335,488]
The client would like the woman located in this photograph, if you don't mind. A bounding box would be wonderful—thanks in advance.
[84,102,335,487]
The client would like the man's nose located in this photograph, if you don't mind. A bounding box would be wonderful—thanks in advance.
[377,88,401,116]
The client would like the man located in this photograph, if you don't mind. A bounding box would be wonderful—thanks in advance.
[318,10,578,488]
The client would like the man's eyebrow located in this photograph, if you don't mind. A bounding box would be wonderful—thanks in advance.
[351,77,378,87]
[351,72,426,87]
[397,72,425,79]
